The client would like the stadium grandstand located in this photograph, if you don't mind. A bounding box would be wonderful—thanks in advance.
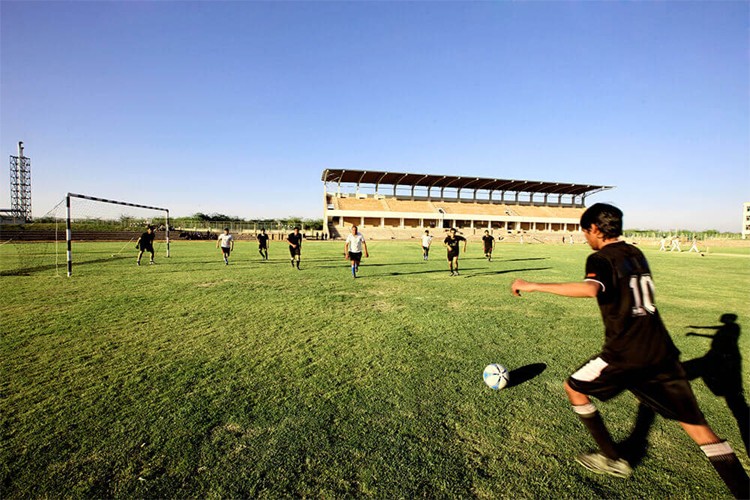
[322,169,612,240]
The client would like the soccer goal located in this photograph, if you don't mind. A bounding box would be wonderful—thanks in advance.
[63,193,170,276]
[0,193,170,277]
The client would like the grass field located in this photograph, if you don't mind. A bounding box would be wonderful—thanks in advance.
[2,240,748,498]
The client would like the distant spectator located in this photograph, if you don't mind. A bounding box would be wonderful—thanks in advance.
[659,237,667,252]
[688,236,700,253]
[670,236,682,252]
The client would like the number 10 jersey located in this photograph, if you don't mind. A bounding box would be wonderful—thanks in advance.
[584,241,680,368]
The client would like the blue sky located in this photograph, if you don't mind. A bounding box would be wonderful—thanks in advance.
[1,1,747,231]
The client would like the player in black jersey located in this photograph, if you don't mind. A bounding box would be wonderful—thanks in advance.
[257,228,269,260]
[481,230,495,261]
[511,204,747,497]
[135,226,156,266]
[444,228,467,276]
[286,227,303,269]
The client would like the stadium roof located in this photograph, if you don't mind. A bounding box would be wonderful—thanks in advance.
[321,169,612,197]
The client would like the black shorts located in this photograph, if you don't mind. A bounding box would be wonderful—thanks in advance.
[348,251,362,261]
[140,245,154,253]
[289,246,301,257]
[567,355,706,425]
[484,246,493,254]
[258,243,267,249]
[447,250,459,261]
[221,247,231,255]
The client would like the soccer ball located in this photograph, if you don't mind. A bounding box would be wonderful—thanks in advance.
[483,363,510,390]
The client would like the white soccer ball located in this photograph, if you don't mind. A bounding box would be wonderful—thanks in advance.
[483,363,510,390]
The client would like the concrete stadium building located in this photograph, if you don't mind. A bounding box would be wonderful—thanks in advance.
[322,169,612,240]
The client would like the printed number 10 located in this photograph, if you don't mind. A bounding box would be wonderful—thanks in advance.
[629,275,656,316]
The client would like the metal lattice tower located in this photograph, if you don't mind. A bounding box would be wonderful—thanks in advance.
[9,141,31,222]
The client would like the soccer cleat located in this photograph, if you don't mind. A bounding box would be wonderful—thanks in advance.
[575,452,632,478]
[149,261,155,265]
[454,270,459,276]
[136,261,140,266]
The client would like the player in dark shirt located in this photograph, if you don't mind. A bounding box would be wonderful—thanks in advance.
[286,227,303,269]
[135,226,156,266]
[511,203,747,497]
[481,230,495,261]
[444,228,467,276]
[257,228,269,260]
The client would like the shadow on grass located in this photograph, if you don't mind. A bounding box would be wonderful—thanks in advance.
[463,267,552,278]
[506,363,547,389]
[365,267,484,277]
[0,255,130,276]
[683,313,749,456]
[501,257,550,263]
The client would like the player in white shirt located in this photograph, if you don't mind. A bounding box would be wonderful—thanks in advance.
[421,230,433,261]
[345,225,369,278]
[216,228,234,265]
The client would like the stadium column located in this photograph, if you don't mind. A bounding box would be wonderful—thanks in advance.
[381,217,385,228]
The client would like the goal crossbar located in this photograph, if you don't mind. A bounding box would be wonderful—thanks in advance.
[66,193,170,277]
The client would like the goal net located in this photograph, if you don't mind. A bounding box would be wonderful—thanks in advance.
[0,193,169,277]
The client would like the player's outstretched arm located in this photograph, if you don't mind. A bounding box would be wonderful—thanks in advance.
[511,278,600,298]
[363,241,369,258]
[685,332,715,339]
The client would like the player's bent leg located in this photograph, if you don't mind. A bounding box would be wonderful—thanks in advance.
[566,365,625,464]
[689,434,750,499]
[680,422,720,445]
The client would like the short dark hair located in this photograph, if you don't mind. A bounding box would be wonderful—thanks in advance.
[580,203,623,239]
[224,227,229,232]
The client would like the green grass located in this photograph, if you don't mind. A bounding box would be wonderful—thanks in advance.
[2,240,748,498]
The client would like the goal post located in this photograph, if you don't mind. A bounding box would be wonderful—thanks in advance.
[66,193,170,277]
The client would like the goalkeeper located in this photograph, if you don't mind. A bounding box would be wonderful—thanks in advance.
[135,226,156,266]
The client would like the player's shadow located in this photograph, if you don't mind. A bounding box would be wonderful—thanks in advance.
[368,267,484,277]
[463,267,551,278]
[615,403,656,468]
[682,313,749,456]
[502,257,549,263]
[506,363,547,388]
[615,314,749,467]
